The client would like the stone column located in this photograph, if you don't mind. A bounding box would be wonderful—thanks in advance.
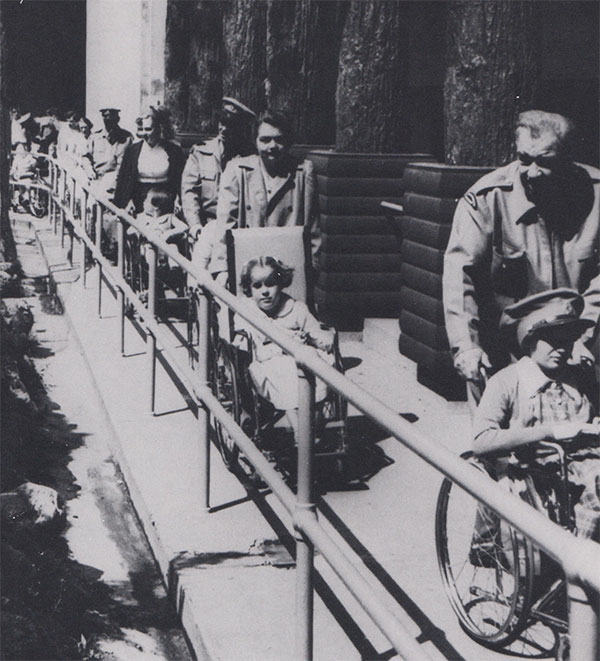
[444,1,540,165]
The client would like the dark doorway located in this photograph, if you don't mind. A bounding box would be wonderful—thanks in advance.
[4,0,86,115]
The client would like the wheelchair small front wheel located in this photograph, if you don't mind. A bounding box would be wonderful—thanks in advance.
[435,452,535,647]
[214,343,240,471]
[29,187,48,218]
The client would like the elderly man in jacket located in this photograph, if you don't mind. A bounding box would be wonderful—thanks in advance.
[195,110,321,280]
[443,110,599,401]
[181,97,256,240]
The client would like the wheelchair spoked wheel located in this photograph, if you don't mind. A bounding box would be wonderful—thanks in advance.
[435,452,535,648]
[214,342,240,470]
[318,392,349,476]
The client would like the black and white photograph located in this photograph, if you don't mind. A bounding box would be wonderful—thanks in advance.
[1,1,599,659]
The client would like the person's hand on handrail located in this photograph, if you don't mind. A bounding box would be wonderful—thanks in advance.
[550,419,600,442]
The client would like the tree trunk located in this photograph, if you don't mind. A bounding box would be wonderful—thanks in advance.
[164,0,192,131]
[165,1,223,133]
[444,1,540,166]
[187,1,224,133]
[265,0,344,145]
[222,0,267,116]
[335,1,410,153]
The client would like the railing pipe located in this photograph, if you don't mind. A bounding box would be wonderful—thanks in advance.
[568,581,599,661]
[46,159,600,658]
[196,289,211,512]
[295,367,316,661]
[297,510,431,661]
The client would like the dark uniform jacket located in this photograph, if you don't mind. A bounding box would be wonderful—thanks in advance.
[443,160,600,365]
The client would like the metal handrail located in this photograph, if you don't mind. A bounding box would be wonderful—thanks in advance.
[42,157,600,660]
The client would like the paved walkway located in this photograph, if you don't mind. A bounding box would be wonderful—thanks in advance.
[12,215,191,660]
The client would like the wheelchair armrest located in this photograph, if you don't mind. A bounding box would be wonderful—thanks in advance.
[231,328,252,356]
[536,440,567,462]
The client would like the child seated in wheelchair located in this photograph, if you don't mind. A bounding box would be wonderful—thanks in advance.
[238,256,335,441]
[126,187,187,296]
[10,143,39,211]
[471,288,600,555]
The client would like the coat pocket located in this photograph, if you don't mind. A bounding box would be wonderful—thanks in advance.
[491,246,528,298]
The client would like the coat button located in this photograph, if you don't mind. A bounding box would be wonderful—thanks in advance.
[288,206,293,212]
[246,205,251,211]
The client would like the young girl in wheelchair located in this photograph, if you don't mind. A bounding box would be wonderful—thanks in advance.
[238,256,335,442]
[472,288,600,548]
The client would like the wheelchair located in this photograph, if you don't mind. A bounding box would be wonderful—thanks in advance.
[9,156,49,219]
[124,226,188,315]
[435,441,590,659]
[189,226,348,479]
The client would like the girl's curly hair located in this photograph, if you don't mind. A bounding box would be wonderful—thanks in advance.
[240,256,294,297]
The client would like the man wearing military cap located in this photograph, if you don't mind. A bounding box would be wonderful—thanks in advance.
[181,96,256,238]
[443,110,600,401]
[82,107,133,195]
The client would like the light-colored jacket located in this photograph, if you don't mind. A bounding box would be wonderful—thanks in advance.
[195,154,321,274]
[443,160,600,362]
[181,136,223,232]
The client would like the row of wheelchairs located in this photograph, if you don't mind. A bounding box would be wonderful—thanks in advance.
[124,224,350,482]
[80,204,598,659]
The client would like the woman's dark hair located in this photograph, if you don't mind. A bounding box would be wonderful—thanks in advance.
[79,117,93,131]
[140,105,175,141]
[144,187,174,215]
[240,256,294,297]
[255,109,293,145]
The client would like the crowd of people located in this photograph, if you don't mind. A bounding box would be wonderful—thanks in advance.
[8,101,600,543]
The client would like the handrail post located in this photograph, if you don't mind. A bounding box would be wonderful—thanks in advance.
[147,243,157,317]
[146,329,156,415]
[295,365,315,661]
[96,205,103,317]
[196,288,211,512]
[48,163,55,228]
[58,169,66,237]
[568,580,599,661]
[66,177,76,263]
[117,218,126,355]
[80,189,88,288]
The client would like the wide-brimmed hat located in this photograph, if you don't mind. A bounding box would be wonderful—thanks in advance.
[500,288,595,356]
[219,97,256,124]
